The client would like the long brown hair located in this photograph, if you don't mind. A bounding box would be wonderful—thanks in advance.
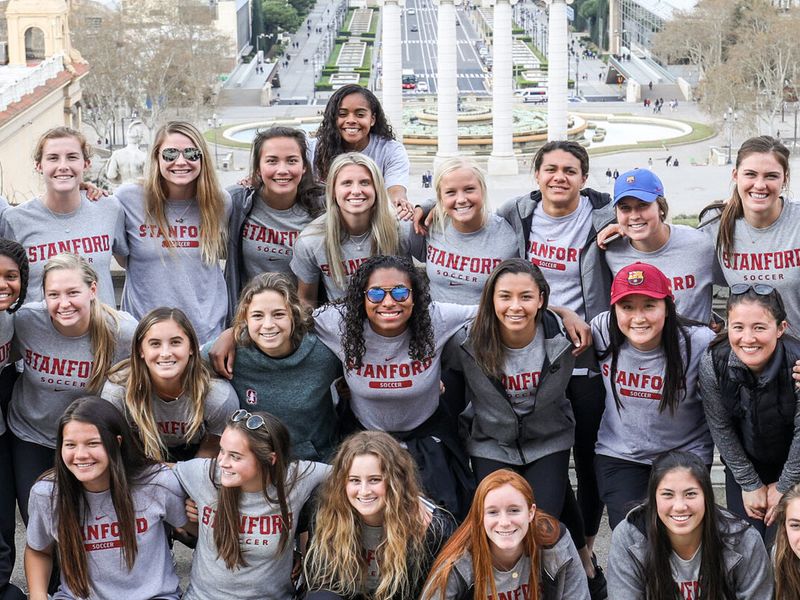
[423,470,559,600]
[716,135,790,256]
[144,121,227,263]
[775,484,800,599]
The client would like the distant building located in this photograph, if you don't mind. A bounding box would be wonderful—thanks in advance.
[0,0,88,202]
[608,0,698,56]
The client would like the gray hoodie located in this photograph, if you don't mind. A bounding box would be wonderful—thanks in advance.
[607,506,774,599]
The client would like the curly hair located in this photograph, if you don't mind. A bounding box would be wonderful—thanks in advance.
[340,255,434,370]
[305,431,429,600]
[313,85,395,182]
[248,126,324,218]
[0,238,28,312]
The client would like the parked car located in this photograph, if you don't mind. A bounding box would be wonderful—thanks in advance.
[417,81,429,92]
[407,8,416,14]
[410,24,418,32]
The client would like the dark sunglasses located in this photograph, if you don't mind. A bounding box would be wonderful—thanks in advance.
[364,285,411,304]
[231,409,265,430]
[161,147,203,162]
[730,283,775,296]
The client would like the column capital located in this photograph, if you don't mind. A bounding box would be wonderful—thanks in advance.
[378,0,405,7]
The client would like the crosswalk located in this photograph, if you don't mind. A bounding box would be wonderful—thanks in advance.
[414,72,486,79]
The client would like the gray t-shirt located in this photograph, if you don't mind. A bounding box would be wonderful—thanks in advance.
[241,197,314,278]
[0,311,13,437]
[501,328,547,418]
[528,196,593,319]
[413,214,519,304]
[0,195,128,306]
[441,553,532,599]
[703,200,800,325]
[591,311,715,464]
[605,224,715,323]
[9,301,137,447]
[101,378,238,449]
[116,183,231,344]
[362,523,383,594]
[670,545,701,600]
[173,457,331,600]
[308,135,410,189]
[26,465,187,600]
[314,302,476,431]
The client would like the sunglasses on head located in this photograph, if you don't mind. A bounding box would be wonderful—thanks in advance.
[364,285,411,304]
[730,284,775,296]
[161,147,203,162]
[231,409,265,430]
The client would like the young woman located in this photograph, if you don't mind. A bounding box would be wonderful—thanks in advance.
[304,430,456,600]
[9,253,136,524]
[217,272,342,461]
[699,284,800,538]
[774,483,800,598]
[498,140,614,564]
[699,135,800,325]
[0,239,26,600]
[592,262,715,529]
[607,450,773,599]
[311,84,413,219]
[225,126,324,322]
[422,469,590,600]
[116,120,231,343]
[0,126,128,306]
[102,307,239,462]
[291,152,408,307]
[25,396,187,600]
[442,259,602,591]
[408,157,518,304]
[173,409,330,600]
[602,168,715,323]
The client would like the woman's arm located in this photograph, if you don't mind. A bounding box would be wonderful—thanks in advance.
[549,306,592,356]
[388,185,414,221]
[24,544,53,600]
[297,280,319,310]
[196,433,221,459]
[770,385,800,523]
[208,327,237,379]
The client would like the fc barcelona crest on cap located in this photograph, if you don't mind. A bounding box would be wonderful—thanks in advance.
[627,270,644,286]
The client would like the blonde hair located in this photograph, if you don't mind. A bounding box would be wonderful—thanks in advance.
[144,121,227,264]
[317,153,401,288]
[430,157,488,232]
[33,126,91,164]
[305,432,428,600]
[42,254,120,394]
[108,307,210,461]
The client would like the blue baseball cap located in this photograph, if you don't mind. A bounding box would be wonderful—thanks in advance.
[613,169,664,205]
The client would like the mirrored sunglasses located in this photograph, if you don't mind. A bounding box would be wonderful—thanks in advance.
[230,409,265,430]
[161,147,203,162]
[730,283,775,296]
[364,285,411,304]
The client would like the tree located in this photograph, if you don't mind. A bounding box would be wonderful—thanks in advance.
[262,0,302,37]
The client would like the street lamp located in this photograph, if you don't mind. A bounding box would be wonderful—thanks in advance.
[208,113,220,167]
[723,107,738,165]
[257,33,268,57]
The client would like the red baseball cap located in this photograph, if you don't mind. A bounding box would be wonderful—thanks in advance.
[610,262,673,304]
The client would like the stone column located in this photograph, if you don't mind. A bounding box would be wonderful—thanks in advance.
[435,0,460,163]
[546,0,569,141]
[380,0,404,141]
[487,0,518,175]
[608,0,620,56]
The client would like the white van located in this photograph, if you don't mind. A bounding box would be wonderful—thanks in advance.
[519,88,548,104]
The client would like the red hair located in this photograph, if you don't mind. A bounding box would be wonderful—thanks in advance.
[423,470,559,600]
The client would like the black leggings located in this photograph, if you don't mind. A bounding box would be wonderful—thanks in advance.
[594,454,651,529]
[567,374,606,537]
[11,433,55,524]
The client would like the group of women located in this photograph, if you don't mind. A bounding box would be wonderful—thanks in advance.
[0,81,798,600]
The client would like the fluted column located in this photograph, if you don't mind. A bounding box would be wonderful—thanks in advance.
[435,0,460,162]
[546,0,569,141]
[380,0,404,141]
[487,0,518,175]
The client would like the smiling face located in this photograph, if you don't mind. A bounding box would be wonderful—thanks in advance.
[44,268,96,336]
[37,136,89,196]
[61,421,111,492]
[483,484,535,563]
[0,255,22,311]
[733,152,786,226]
[534,149,588,216]
[346,453,387,526]
[140,319,192,390]
[334,164,376,222]
[655,468,705,551]
[784,497,800,559]
[439,167,485,232]
[615,198,665,244]
[336,92,376,151]
[727,300,785,374]
[364,268,414,337]
[614,294,667,351]
[246,290,294,357]
[158,132,202,197]
[493,272,544,347]
[218,427,265,493]
[259,136,305,203]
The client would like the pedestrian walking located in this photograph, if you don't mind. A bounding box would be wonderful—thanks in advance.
[613,169,619,180]
[665,155,672,167]
[605,168,612,184]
